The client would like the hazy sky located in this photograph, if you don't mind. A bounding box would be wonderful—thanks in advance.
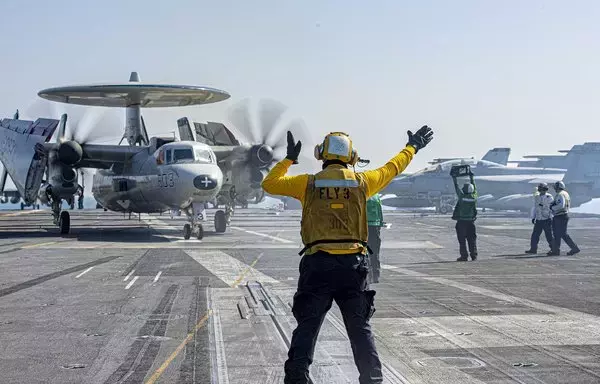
[1,1,599,177]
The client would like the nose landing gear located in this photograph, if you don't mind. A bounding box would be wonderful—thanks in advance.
[183,204,204,240]
[214,210,227,233]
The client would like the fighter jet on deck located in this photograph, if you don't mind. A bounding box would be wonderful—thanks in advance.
[382,146,599,213]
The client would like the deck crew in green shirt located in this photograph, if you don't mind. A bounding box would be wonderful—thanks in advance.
[366,193,384,283]
[451,167,478,261]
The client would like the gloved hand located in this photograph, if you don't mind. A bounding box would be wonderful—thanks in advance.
[286,131,302,164]
[407,125,434,153]
[532,218,536,225]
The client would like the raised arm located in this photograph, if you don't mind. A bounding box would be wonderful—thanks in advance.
[261,131,309,202]
[261,159,309,201]
[361,145,416,197]
[452,176,462,197]
[360,126,434,197]
[469,172,477,195]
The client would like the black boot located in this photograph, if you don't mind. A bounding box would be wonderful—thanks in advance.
[470,253,477,261]
[456,256,468,261]
[525,249,537,254]
[567,248,580,256]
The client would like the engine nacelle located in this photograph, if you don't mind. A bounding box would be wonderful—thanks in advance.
[250,144,274,169]
[58,141,83,167]
[47,162,79,199]
[9,195,20,204]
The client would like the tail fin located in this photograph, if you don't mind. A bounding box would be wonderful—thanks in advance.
[562,143,600,194]
[482,148,510,165]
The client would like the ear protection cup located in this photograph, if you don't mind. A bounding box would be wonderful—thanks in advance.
[314,144,323,161]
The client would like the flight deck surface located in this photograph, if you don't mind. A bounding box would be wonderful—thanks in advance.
[0,209,599,383]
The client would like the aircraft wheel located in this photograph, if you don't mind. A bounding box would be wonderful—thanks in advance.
[439,205,449,215]
[59,211,70,235]
[183,224,191,240]
[196,224,204,240]
[20,203,24,210]
[214,210,227,233]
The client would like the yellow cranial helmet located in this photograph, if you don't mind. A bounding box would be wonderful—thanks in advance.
[313,132,358,165]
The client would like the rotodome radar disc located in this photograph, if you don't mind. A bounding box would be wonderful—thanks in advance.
[38,84,230,108]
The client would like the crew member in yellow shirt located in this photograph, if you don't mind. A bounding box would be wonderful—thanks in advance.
[262,126,434,384]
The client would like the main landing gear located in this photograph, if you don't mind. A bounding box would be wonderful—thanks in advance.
[51,199,70,235]
[213,200,233,234]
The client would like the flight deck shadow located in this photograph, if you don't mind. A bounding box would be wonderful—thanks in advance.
[492,253,562,260]
[407,260,462,265]
[0,224,226,242]
[0,226,168,243]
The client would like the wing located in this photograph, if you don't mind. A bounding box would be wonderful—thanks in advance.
[0,117,59,203]
[177,117,196,142]
[78,144,144,169]
[476,174,565,183]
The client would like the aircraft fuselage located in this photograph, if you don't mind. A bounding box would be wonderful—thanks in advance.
[92,142,223,213]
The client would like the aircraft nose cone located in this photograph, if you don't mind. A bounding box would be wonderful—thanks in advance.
[194,175,218,190]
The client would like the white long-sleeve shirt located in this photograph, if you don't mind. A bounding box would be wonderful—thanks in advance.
[531,193,554,220]
[551,190,571,216]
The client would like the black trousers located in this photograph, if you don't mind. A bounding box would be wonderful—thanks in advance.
[551,214,579,253]
[284,252,382,384]
[455,220,477,258]
[530,219,553,252]
[367,226,382,284]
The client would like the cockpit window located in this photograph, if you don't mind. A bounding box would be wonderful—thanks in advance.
[157,146,215,165]
[173,148,195,163]
[195,149,214,164]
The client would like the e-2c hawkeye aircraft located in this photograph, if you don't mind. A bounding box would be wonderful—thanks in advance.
[0,72,230,239]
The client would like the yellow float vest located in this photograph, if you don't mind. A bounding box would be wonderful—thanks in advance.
[299,167,368,255]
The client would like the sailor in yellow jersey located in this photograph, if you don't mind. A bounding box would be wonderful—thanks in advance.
[262,126,434,384]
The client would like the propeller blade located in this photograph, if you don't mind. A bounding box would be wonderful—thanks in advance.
[73,108,106,144]
[228,99,259,144]
[258,99,287,145]
[56,114,68,143]
[270,117,312,153]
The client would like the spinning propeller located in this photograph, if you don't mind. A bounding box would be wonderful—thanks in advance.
[24,99,123,146]
[228,99,313,171]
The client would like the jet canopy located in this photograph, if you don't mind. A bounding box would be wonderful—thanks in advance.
[156,143,217,165]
